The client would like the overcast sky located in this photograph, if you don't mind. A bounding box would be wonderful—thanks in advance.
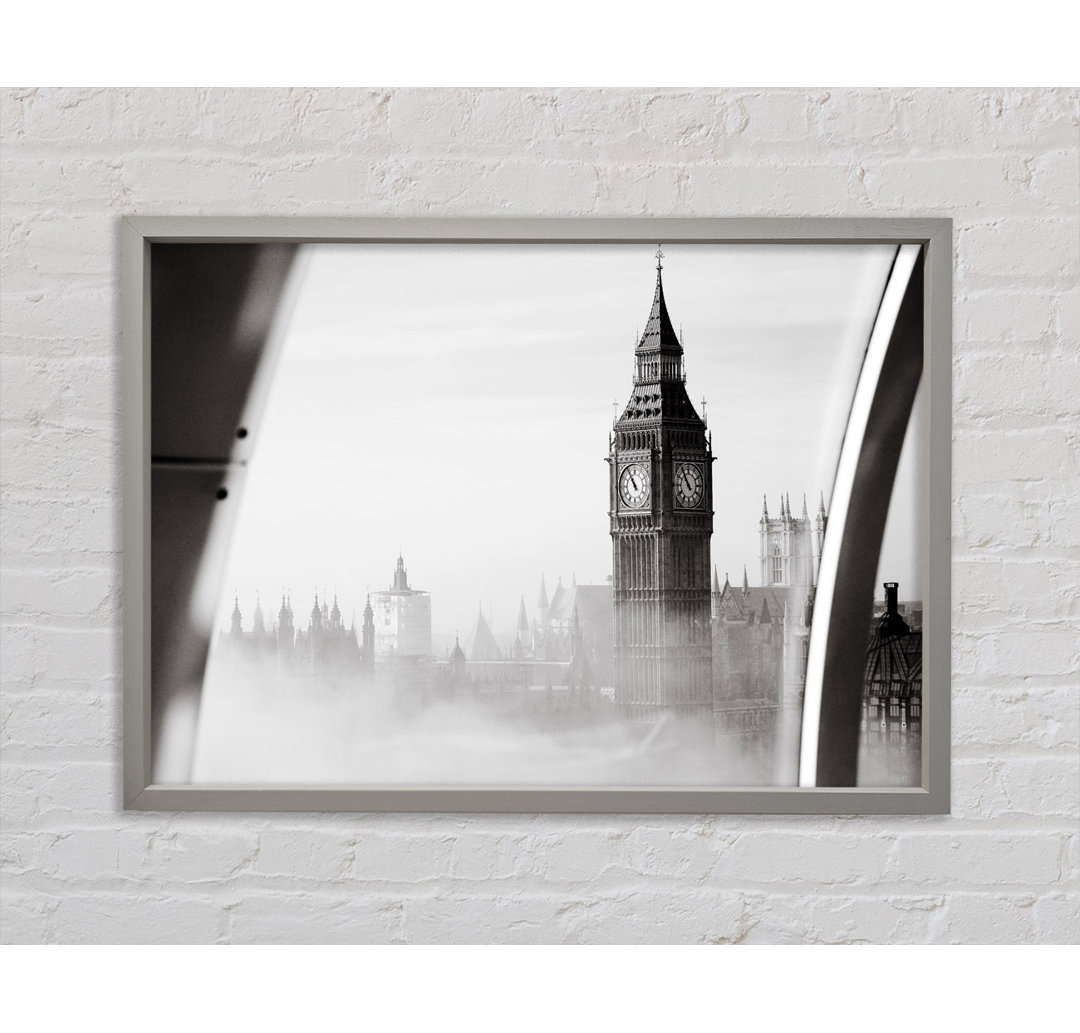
[217,242,921,643]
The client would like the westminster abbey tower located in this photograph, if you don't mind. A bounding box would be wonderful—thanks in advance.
[608,250,714,716]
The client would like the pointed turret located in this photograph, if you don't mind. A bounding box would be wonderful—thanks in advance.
[516,595,529,636]
[712,566,721,594]
[633,247,683,379]
[230,594,243,637]
[309,592,323,633]
[538,574,549,614]
[465,605,502,662]
[743,565,750,595]
[277,592,294,653]
[801,493,809,520]
[330,593,342,629]
[361,594,375,671]
[252,593,266,638]
[570,604,583,655]
[761,494,769,521]
[817,491,827,521]
[392,554,409,591]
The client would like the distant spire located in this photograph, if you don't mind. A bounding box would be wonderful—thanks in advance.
[743,565,750,594]
[712,565,721,593]
[516,595,529,635]
[762,494,769,520]
[392,554,409,591]
[538,574,549,612]
[253,593,266,637]
[801,493,809,520]
[818,491,827,519]
[466,605,501,662]
[230,593,242,636]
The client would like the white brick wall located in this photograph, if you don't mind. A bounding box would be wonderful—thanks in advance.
[1,87,1077,944]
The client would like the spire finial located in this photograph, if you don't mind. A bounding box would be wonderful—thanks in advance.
[655,244,664,270]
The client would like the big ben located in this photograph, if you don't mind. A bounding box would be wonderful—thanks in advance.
[608,249,714,716]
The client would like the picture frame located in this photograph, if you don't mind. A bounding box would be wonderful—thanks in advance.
[122,216,951,813]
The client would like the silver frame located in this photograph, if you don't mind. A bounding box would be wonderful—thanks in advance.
[122,216,951,813]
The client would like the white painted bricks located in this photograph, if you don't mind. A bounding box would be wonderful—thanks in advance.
[1,87,1077,943]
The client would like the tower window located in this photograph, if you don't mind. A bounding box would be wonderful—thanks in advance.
[771,544,783,584]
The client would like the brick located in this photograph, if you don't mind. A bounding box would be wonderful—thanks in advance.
[351,833,454,883]
[743,892,943,944]
[957,290,1057,344]
[956,349,1079,425]
[49,892,228,944]
[21,214,115,277]
[954,428,1077,484]
[938,893,1037,943]
[957,217,1080,288]
[888,834,1066,887]
[954,685,1079,751]
[862,156,1035,213]
[0,689,118,750]
[226,891,405,944]
[1,567,119,621]
[252,828,356,880]
[1032,893,1080,943]
[692,162,863,216]
[717,831,895,886]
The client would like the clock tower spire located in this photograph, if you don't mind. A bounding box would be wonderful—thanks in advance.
[607,250,714,717]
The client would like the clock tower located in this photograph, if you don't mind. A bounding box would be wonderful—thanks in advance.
[608,250,714,717]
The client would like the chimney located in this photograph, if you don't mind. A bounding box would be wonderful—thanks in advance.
[879,582,910,637]
[885,582,899,616]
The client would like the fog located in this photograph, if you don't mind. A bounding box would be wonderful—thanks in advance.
[192,661,781,786]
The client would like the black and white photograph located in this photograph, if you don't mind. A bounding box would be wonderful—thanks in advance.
[146,235,927,793]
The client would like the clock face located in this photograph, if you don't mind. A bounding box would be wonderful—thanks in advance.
[674,462,705,508]
[619,463,651,509]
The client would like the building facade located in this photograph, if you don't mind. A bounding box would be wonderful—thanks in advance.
[760,492,826,590]
[608,252,714,715]
[372,554,432,660]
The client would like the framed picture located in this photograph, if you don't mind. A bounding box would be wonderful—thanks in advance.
[123,217,950,813]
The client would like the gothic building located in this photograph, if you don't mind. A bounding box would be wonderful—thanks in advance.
[760,492,826,590]
[608,251,714,716]
[220,589,374,679]
[372,554,432,660]
[449,574,612,700]
[712,493,828,723]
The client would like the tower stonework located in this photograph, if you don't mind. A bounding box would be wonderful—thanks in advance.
[759,492,825,590]
[608,253,714,716]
